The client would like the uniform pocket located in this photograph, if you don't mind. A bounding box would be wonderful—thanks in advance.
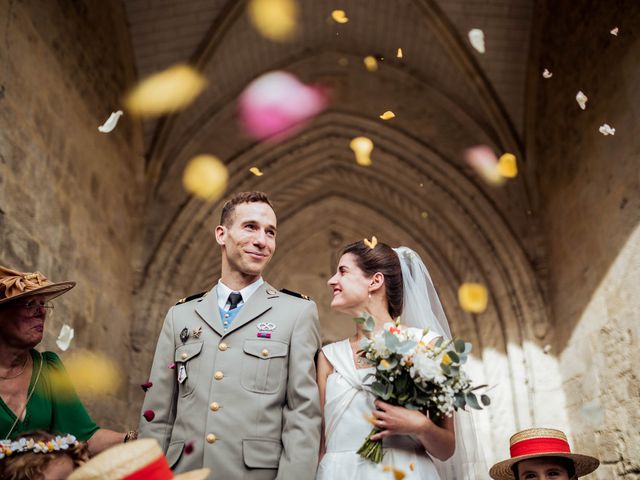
[242,438,282,468]
[240,339,288,394]
[174,341,204,397]
[166,440,184,468]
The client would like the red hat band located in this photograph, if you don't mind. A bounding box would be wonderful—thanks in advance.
[123,455,173,480]
[510,437,571,458]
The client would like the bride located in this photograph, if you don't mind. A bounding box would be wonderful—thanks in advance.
[316,240,483,480]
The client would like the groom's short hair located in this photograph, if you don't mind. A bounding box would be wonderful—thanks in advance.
[220,191,274,226]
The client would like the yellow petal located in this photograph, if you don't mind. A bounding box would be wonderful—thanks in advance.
[49,350,121,398]
[350,136,374,166]
[124,64,206,117]
[379,111,395,120]
[331,9,348,23]
[409,463,415,472]
[497,153,518,178]
[442,354,452,365]
[247,0,298,42]
[382,466,406,480]
[363,413,377,426]
[380,358,390,369]
[249,166,264,176]
[363,236,378,249]
[397,48,403,58]
[458,283,489,314]
[364,56,378,72]
[183,155,229,201]
[421,211,429,219]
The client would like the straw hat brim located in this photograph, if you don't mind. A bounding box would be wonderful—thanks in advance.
[0,281,76,306]
[175,468,210,480]
[489,452,600,480]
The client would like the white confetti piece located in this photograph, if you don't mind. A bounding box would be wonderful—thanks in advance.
[98,110,123,133]
[542,69,552,79]
[468,29,485,54]
[56,324,74,351]
[599,124,615,136]
[610,27,618,36]
[543,344,552,354]
[396,48,403,59]
[576,91,588,110]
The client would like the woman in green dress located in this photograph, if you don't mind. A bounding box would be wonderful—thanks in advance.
[0,265,129,455]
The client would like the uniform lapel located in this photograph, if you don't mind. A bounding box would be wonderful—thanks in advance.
[194,285,225,337]
[225,282,278,336]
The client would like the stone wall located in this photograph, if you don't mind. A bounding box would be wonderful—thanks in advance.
[534,1,640,477]
[0,1,144,430]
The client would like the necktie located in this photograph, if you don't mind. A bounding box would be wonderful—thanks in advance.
[227,292,243,310]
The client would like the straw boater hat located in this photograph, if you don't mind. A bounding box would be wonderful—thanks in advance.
[68,439,209,480]
[0,265,75,306]
[489,428,599,480]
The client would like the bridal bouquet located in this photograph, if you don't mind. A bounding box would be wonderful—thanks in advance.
[354,314,490,463]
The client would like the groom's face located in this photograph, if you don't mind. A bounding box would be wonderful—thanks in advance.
[216,202,277,277]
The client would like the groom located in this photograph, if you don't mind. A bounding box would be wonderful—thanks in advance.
[139,191,322,479]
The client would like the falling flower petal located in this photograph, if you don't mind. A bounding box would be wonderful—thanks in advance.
[542,69,552,79]
[382,465,407,480]
[184,442,194,455]
[168,362,176,369]
[610,27,618,36]
[124,65,206,117]
[421,211,428,219]
[379,111,395,120]
[56,324,74,351]
[364,56,378,71]
[49,350,121,398]
[599,123,615,136]
[238,71,328,141]
[497,153,518,178]
[364,236,378,249]
[468,29,485,53]
[350,136,374,166]
[247,0,298,42]
[183,155,229,201]
[97,110,123,133]
[543,344,552,354]
[576,91,588,110]
[409,463,415,472]
[458,283,489,314]
[464,145,505,186]
[363,413,377,426]
[140,381,153,392]
[396,48,403,58]
[143,410,155,422]
[249,166,264,176]
[331,9,348,23]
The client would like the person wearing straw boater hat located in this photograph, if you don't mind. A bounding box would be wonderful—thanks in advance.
[69,438,209,480]
[489,428,600,480]
[0,265,129,454]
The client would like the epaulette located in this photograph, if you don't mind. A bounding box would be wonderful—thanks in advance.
[175,291,206,305]
[279,288,311,300]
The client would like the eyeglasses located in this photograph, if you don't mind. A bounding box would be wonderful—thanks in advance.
[13,301,54,314]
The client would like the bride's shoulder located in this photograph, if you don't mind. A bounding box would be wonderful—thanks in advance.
[321,338,350,352]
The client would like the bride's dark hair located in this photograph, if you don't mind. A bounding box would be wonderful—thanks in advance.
[341,240,403,318]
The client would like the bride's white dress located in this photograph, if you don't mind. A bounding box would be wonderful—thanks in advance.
[316,339,441,480]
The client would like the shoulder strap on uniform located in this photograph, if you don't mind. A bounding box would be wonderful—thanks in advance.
[175,291,206,305]
[279,288,310,300]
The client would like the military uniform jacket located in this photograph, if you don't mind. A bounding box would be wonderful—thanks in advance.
[139,282,322,480]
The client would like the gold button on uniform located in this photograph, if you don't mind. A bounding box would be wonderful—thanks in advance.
[214,371,224,380]
[180,352,188,360]
[210,402,220,411]
[218,343,228,351]
[261,349,269,357]
[206,434,216,444]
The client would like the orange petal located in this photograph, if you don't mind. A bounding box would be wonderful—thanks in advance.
[249,166,264,176]
[331,9,348,23]
[458,283,489,314]
[379,111,395,120]
[183,155,229,201]
[364,236,378,249]
[497,153,517,178]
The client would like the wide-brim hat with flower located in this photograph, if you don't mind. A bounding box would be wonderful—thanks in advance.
[0,265,75,306]
[68,439,209,480]
[489,428,599,480]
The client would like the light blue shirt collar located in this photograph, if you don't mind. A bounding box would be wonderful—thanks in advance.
[216,277,264,310]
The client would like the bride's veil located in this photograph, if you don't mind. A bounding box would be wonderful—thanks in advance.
[394,246,488,480]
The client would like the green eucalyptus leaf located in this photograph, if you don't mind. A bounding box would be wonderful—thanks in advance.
[454,339,466,353]
[466,393,481,410]
[383,330,400,350]
[481,394,491,406]
[397,339,417,354]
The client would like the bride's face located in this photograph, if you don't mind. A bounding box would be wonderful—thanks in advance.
[328,253,371,314]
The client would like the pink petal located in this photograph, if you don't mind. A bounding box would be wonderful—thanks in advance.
[141,381,153,392]
[184,442,194,455]
[143,410,155,422]
[168,363,176,369]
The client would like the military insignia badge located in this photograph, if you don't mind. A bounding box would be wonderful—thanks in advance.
[180,327,190,343]
[192,326,202,338]
[257,322,276,338]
